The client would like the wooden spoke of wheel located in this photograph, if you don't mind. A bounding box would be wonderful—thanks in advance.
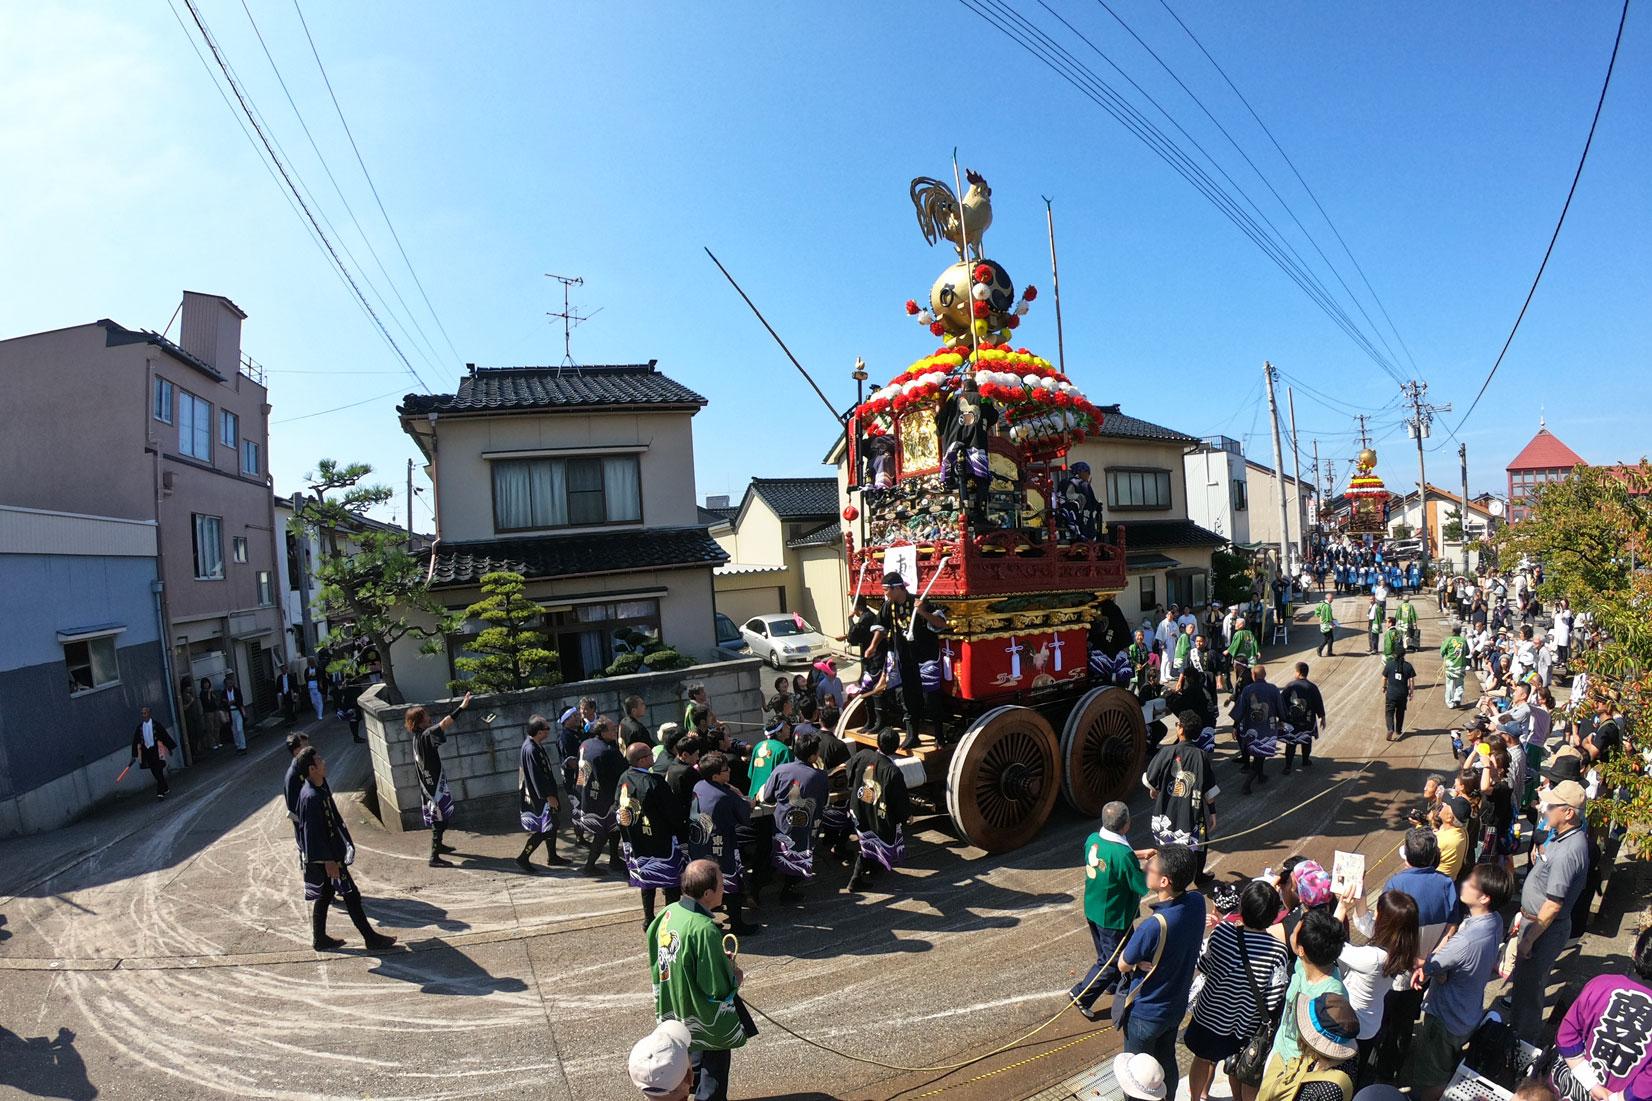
[945,705,1060,853]
[836,692,873,740]
[1059,686,1149,816]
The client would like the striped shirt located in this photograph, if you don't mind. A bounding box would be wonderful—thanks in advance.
[1189,921,1291,1039]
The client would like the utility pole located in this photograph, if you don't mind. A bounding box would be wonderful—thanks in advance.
[1402,380,1451,573]
[1287,386,1304,561]
[1459,442,1471,571]
[1312,437,1322,536]
[406,458,415,548]
[1263,362,1292,575]
[292,490,316,654]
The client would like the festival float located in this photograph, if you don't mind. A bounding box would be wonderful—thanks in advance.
[1343,447,1392,536]
[833,169,1150,853]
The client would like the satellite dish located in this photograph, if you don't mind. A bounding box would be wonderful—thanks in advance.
[1488,499,1505,517]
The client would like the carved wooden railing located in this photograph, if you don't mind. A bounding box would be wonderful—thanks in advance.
[846,523,1128,600]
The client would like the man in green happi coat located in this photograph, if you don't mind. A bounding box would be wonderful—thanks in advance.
[648,859,750,1100]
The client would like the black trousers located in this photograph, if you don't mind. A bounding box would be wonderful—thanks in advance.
[583,829,621,869]
[311,876,375,944]
[1282,739,1313,768]
[519,829,559,860]
[147,762,169,795]
[641,886,681,926]
[1384,697,1407,736]
[1317,628,1335,656]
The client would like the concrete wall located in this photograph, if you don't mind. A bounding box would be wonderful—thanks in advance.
[360,655,765,831]
[1244,464,1312,557]
[0,324,153,519]
[713,571,787,626]
[1183,447,1249,544]
[796,543,850,641]
[431,410,701,542]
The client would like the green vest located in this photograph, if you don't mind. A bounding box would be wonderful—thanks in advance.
[1227,629,1258,663]
[1313,602,1335,629]
[1082,833,1147,930]
[1381,628,1401,658]
[1174,633,1192,664]
[1440,635,1467,672]
[1398,602,1418,628]
[648,900,747,1052]
[746,737,792,798]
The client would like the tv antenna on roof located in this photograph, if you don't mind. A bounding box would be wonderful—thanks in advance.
[545,273,602,371]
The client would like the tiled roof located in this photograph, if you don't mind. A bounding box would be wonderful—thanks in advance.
[1114,518,1227,549]
[697,505,737,527]
[1091,405,1199,444]
[748,477,839,520]
[99,320,225,381]
[1125,552,1182,572]
[426,528,727,587]
[1506,424,1585,472]
[400,362,706,416]
[786,521,842,548]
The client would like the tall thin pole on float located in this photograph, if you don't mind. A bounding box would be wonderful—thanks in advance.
[1042,196,1066,379]
[951,149,980,365]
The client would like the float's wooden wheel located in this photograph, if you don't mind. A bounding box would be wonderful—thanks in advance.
[1059,686,1148,816]
[945,706,1060,852]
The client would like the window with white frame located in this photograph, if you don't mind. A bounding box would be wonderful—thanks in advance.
[221,409,239,447]
[1233,479,1248,511]
[232,535,248,563]
[241,439,260,475]
[1106,468,1173,511]
[257,570,275,606]
[178,390,212,460]
[65,635,120,694]
[153,377,174,424]
[492,455,642,532]
[193,514,225,579]
[1138,574,1157,609]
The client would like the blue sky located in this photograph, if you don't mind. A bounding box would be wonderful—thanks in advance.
[2,2,1645,525]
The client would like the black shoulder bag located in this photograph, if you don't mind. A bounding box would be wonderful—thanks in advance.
[1224,929,1279,1087]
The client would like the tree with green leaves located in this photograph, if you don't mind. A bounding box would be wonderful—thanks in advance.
[1210,547,1252,606]
[291,459,460,702]
[1442,506,1464,543]
[450,571,561,693]
[1497,460,1652,853]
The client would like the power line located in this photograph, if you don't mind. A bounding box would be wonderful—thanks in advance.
[290,0,465,364]
[235,0,450,379]
[1014,0,1407,382]
[1156,0,1422,379]
[963,0,1408,385]
[1440,0,1631,445]
[1082,0,1413,383]
[272,387,407,424]
[175,0,433,392]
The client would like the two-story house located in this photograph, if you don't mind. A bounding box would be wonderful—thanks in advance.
[1066,405,1226,624]
[708,477,846,634]
[0,291,283,748]
[394,363,728,702]
[1184,435,1314,559]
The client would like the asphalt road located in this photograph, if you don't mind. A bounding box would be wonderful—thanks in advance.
[0,594,1459,1101]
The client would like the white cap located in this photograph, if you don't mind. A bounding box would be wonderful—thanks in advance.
[628,1020,692,1095]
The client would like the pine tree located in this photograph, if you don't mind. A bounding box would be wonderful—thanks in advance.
[450,571,561,693]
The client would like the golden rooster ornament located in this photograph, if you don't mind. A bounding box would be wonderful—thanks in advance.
[909,169,993,259]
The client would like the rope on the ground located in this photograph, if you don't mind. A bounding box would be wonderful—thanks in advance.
[1204,755,1377,847]
[739,926,1126,1075]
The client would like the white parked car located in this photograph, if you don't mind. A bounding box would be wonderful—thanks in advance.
[740,614,831,668]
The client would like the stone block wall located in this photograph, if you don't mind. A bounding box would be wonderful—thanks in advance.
[360,656,765,832]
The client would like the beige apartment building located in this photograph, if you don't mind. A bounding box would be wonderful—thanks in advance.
[0,291,283,731]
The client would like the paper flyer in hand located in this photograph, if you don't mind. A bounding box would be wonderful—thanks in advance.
[1330,850,1365,898]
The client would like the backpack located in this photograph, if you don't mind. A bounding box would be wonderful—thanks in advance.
[1462,1015,1523,1089]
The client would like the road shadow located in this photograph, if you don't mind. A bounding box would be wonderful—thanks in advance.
[0,1026,97,1100]
[0,913,10,942]
[367,939,530,996]
[371,897,471,933]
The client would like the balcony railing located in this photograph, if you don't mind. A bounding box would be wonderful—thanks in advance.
[239,353,266,385]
